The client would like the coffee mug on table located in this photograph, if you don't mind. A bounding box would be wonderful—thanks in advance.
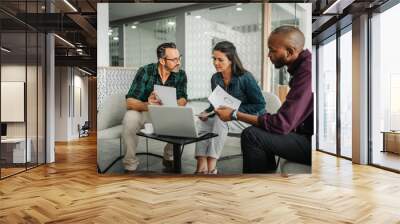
[144,123,154,134]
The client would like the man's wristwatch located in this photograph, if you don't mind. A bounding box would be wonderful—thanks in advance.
[230,109,238,121]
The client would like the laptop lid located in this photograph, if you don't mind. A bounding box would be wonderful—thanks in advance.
[148,105,198,138]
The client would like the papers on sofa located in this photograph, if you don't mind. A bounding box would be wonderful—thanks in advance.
[208,85,241,110]
[154,85,177,106]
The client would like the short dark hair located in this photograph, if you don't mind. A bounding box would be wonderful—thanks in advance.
[157,42,177,59]
[271,25,305,49]
[213,41,247,76]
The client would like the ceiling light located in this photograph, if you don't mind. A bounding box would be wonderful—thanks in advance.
[63,0,78,12]
[133,21,139,25]
[236,7,243,12]
[1,47,11,53]
[76,48,83,52]
[236,3,242,6]
[54,34,75,48]
[167,21,175,26]
[41,5,46,10]
[108,32,112,36]
[195,15,201,19]
[131,25,137,29]
[113,37,119,41]
[78,67,92,76]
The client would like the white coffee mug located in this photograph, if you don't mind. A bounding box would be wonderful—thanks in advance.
[144,123,154,134]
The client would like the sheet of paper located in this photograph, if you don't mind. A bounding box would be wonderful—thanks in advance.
[154,85,177,106]
[208,85,241,110]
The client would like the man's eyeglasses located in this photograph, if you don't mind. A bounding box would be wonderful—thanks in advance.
[164,55,183,63]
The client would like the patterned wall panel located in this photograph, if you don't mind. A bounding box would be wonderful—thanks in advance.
[185,4,262,99]
[97,67,137,111]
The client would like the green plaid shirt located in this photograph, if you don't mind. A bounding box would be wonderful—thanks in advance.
[126,63,188,102]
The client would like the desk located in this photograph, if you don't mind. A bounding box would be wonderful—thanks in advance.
[137,132,218,173]
[1,138,31,164]
[382,131,400,154]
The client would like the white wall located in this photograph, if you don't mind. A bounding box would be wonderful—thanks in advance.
[55,66,68,141]
[55,67,89,141]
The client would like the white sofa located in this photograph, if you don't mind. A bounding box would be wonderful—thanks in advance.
[96,90,311,174]
[97,94,126,173]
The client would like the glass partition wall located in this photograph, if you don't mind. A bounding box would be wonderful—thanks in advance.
[370,3,400,171]
[316,26,353,159]
[0,2,46,179]
[109,3,311,100]
[317,35,337,155]
[110,3,262,100]
[268,3,312,102]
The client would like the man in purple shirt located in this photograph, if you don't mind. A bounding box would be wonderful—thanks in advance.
[215,26,313,173]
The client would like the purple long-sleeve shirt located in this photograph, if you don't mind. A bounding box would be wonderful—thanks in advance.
[257,49,313,135]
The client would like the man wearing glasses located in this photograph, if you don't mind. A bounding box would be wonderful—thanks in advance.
[122,42,187,172]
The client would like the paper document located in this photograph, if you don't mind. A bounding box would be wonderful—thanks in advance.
[154,85,177,106]
[208,85,241,110]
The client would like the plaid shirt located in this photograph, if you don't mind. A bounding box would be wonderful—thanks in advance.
[205,71,266,115]
[126,63,188,102]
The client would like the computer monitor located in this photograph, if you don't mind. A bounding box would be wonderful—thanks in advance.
[1,123,7,138]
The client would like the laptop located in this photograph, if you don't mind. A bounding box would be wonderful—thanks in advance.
[148,105,205,138]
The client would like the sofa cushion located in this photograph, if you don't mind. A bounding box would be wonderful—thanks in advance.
[98,94,127,131]
[98,125,123,139]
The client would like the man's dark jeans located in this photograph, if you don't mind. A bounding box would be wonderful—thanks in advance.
[241,126,311,173]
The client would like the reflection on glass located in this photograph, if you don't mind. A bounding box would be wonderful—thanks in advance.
[109,27,121,66]
[340,29,352,158]
[0,1,46,178]
[371,3,400,171]
[186,4,262,99]
[318,37,337,154]
[269,3,312,101]
[1,32,27,177]
[124,17,176,68]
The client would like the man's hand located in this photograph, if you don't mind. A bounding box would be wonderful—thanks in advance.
[215,106,234,122]
[177,98,187,106]
[198,111,209,121]
[148,91,161,105]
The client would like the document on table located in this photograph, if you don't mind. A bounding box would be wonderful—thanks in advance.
[154,85,177,106]
[208,85,241,110]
